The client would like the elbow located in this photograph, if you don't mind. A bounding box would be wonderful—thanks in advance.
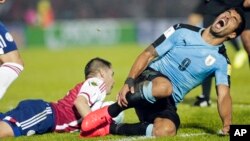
[244,1,250,8]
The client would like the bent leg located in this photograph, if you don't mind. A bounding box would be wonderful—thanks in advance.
[153,117,177,137]
[0,121,14,138]
[0,50,24,99]
[151,77,173,98]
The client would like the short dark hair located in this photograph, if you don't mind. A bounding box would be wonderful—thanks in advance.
[84,57,112,78]
[232,7,246,36]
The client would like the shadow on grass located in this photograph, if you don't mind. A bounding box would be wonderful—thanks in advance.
[180,122,216,134]
[181,97,217,106]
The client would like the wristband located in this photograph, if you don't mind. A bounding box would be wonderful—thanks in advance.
[125,77,135,88]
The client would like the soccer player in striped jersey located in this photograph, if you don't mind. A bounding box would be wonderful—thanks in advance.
[0,0,24,100]
[81,8,245,137]
[0,57,116,138]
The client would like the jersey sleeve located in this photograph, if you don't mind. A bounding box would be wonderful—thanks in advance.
[78,78,106,106]
[215,63,231,87]
[151,24,181,56]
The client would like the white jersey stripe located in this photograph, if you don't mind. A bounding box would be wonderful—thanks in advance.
[22,117,47,130]
[2,64,22,75]
[99,82,106,93]
[20,107,52,125]
[21,109,52,129]
[0,35,6,48]
[20,107,52,128]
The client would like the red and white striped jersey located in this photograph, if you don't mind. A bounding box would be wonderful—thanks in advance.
[50,77,106,132]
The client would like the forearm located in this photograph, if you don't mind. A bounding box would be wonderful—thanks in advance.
[244,0,250,8]
[128,45,156,79]
[74,96,91,118]
[218,93,232,131]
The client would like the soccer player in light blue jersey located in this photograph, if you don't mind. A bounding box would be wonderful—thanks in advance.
[81,7,246,137]
[0,0,24,99]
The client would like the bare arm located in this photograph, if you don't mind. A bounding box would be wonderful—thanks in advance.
[118,45,158,106]
[74,96,91,118]
[216,85,232,135]
[128,45,158,79]
[244,0,250,8]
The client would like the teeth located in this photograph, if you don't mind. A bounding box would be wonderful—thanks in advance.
[222,19,225,24]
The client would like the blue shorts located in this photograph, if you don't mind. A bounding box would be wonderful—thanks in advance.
[0,99,55,136]
[0,22,17,55]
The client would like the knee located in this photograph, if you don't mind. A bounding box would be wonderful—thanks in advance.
[0,121,14,138]
[152,118,177,137]
[152,77,172,98]
[153,125,176,137]
[0,50,24,67]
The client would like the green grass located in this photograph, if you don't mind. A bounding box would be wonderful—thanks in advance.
[1,43,250,141]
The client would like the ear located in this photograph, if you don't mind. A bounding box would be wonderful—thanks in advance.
[99,69,105,78]
[228,32,237,39]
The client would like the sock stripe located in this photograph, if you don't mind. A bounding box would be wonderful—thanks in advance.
[2,64,22,75]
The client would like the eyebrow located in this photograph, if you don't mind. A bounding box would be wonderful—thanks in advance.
[228,10,239,22]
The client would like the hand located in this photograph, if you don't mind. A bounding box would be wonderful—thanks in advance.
[217,126,230,136]
[117,78,135,107]
[117,85,130,107]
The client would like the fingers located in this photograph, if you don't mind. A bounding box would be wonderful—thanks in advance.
[217,129,229,136]
[118,90,128,107]
[117,85,135,107]
[130,86,135,94]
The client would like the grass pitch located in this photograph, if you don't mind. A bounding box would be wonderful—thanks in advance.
[1,43,250,141]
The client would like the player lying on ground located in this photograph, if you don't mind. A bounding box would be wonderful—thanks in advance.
[80,7,246,137]
[0,57,123,138]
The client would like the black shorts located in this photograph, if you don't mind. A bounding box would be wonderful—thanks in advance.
[244,9,250,29]
[134,68,180,129]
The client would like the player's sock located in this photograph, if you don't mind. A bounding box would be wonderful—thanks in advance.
[110,122,152,136]
[201,76,212,101]
[108,81,155,118]
[0,63,23,99]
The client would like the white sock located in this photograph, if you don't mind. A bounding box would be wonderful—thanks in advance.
[146,124,153,136]
[0,62,24,99]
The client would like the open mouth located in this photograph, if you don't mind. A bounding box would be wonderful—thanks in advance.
[215,19,226,29]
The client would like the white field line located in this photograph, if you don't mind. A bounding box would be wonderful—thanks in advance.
[179,132,209,137]
[181,103,250,108]
[232,104,250,108]
[210,103,250,108]
[111,133,209,141]
[111,136,155,141]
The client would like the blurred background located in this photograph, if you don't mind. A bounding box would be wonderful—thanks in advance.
[0,0,200,49]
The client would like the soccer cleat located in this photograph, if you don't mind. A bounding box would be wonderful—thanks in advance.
[194,96,211,107]
[81,106,112,132]
[80,123,110,137]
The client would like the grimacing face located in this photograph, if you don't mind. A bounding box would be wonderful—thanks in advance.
[210,9,242,38]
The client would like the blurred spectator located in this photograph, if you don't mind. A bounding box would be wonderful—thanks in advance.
[1,0,200,22]
[37,0,54,28]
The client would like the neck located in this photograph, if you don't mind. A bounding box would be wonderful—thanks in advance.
[87,73,103,80]
[202,27,227,46]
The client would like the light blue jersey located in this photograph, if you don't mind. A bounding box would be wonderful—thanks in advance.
[149,24,231,104]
